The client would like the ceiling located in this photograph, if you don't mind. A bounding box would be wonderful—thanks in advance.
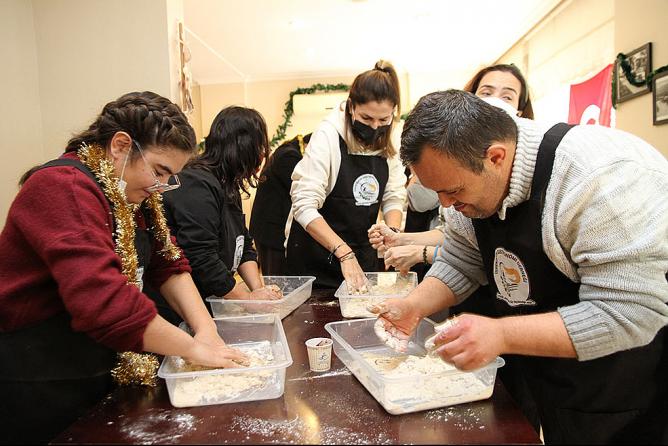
[183,0,561,85]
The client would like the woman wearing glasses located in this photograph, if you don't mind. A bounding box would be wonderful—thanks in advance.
[0,91,248,443]
[159,106,282,311]
[286,60,407,290]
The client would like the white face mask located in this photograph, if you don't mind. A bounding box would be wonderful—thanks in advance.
[480,96,519,117]
[118,150,130,194]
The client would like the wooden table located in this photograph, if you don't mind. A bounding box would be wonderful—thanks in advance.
[52,290,542,444]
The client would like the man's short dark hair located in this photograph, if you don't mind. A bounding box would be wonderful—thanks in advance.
[400,90,518,173]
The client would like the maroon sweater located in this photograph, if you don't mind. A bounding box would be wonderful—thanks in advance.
[0,152,191,352]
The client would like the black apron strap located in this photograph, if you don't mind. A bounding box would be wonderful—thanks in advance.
[41,158,98,183]
[530,123,575,205]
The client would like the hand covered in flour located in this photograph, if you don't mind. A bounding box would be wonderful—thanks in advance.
[384,245,423,275]
[427,313,504,371]
[341,256,368,294]
[373,318,410,353]
[367,223,402,251]
[367,298,422,353]
[249,284,283,300]
[187,338,250,369]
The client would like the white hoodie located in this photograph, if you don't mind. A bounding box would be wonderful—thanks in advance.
[285,102,407,240]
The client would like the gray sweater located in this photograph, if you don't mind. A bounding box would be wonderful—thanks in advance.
[427,118,668,361]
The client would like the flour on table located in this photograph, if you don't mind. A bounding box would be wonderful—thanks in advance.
[169,341,276,407]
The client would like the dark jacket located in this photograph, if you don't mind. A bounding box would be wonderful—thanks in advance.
[250,134,310,250]
[162,168,256,297]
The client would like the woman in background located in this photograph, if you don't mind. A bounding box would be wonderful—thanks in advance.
[286,60,406,290]
[250,133,311,276]
[160,106,282,315]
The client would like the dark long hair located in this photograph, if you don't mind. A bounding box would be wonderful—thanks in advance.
[189,106,269,204]
[344,60,401,157]
[463,64,534,120]
[19,91,196,186]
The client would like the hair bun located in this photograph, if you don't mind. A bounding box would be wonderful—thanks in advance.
[374,60,391,72]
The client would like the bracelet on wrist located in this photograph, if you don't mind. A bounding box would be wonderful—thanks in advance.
[339,251,356,262]
[422,245,428,264]
[432,245,440,264]
[389,226,400,233]
[328,242,347,264]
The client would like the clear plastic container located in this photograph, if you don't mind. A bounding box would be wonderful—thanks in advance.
[158,314,293,408]
[206,276,316,319]
[324,318,504,415]
[334,272,417,318]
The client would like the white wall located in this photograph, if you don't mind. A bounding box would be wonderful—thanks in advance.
[0,0,44,227]
[32,0,180,159]
[0,0,185,227]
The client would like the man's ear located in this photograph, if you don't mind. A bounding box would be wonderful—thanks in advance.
[109,132,133,162]
[486,143,508,169]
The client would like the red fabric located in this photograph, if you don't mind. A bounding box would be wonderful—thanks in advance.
[568,64,613,127]
[0,152,191,352]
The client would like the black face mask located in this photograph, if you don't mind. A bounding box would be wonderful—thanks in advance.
[352,120,391,146]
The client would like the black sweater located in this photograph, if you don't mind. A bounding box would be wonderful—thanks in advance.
[249,137,305,250]
[163,167,256,297]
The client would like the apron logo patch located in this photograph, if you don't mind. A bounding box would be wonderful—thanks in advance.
[352,174,380,206]
[493,247,535,307]
[232,235,244,272]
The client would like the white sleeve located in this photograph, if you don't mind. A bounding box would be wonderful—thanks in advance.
[381,153,407,215]
[290,123,341,229]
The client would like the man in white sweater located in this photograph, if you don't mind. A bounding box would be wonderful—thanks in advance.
[372,90,668,444]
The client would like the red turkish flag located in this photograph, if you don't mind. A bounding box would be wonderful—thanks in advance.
[568,64,613,127]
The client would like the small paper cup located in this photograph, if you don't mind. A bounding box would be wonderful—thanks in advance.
[305,337,333,372]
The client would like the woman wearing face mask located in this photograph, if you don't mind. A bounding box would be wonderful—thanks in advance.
[0,92,248,444]
[464,63,534,118]
[158,106,282,314]
[286,60,407,290]
[371,63,535,276]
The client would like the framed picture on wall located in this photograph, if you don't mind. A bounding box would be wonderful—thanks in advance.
[615,42,652,104]
[653,70,668,125]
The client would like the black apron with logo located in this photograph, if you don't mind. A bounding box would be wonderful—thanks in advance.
[286,136,388,288]
[472,124,668,444]
[0,159,154,444]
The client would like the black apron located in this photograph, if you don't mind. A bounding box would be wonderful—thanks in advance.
[472,123,668,444]
[0,158,154,444]
[286,136,388,289]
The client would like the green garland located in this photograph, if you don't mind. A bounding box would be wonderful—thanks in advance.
[270,83,350,147]
[613,52,668,107]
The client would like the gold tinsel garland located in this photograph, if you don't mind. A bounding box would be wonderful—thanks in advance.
[78,143,180,386]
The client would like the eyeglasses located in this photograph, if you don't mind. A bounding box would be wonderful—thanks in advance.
[133,141,181,193]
